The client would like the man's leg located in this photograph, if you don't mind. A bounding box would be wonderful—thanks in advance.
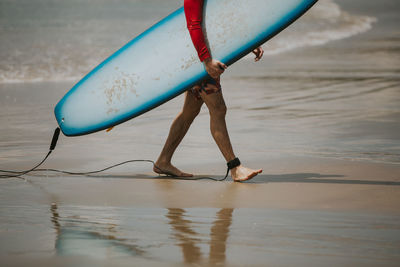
[154,90,203,177]
[199,87,262,181]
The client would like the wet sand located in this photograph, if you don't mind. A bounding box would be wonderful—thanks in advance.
[4,156,399,212]
[1,156,400,266]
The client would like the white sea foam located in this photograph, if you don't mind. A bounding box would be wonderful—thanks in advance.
[0,0,377,84]
[256,0,377,56]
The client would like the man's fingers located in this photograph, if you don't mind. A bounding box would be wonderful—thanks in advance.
[253,47,264,62]
[216,65,225,75]
[253,48,259,61]
[205,59,227,79]
[218,62,227,70]
[259,48,264,59]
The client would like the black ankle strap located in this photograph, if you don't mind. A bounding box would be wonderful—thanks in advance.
[227,157,241,170]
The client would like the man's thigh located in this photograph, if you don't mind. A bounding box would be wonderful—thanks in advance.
[199,83,226,111]
[183,89,204,112]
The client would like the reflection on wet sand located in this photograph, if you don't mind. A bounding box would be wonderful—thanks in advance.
[157,178,237,265]
[209,208,233,264]
[167,208,233,265]
[50,203,234,264]
[50,203,145,258]
[167,208,202,263]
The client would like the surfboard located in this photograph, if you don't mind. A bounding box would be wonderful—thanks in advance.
[54,0,318,136]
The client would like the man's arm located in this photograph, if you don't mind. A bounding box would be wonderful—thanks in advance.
[184,0,210,62]
[184,0,226,79]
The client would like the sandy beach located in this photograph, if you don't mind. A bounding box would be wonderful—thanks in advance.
[1,0,400,266]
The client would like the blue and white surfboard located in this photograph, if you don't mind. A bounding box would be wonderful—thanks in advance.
[54,0,318,136]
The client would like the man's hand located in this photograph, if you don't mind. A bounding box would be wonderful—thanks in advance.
[204,58,227,79]
[252,46,264,62]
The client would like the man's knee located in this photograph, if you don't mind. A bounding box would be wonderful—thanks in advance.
[208,102,227,118]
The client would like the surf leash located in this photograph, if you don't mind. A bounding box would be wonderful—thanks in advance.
[0,128,60,179]
[0,128,231,181]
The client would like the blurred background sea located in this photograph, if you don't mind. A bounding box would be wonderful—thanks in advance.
[0,0,399,169]
[0,0,378,83]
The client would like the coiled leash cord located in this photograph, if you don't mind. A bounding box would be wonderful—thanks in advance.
[0,128,239,181]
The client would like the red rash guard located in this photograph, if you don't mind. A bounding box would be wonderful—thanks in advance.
[184,0,211,62]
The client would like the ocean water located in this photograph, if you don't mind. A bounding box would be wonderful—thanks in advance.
[0,0,376,83]
[0,0,399,166]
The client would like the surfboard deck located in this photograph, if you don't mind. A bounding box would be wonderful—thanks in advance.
[54,0,318,136]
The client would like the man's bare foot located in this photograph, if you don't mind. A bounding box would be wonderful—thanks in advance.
[231,165,262,182]
[153,161,193,177]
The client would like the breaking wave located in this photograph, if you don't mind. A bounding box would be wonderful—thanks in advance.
[259,0,377,56]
